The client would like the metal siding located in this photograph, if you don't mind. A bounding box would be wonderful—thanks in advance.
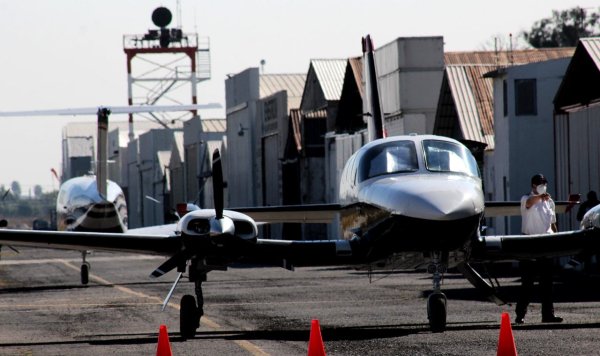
[263,134,280,205]
[379,71,401,116]
[226,107,255,207]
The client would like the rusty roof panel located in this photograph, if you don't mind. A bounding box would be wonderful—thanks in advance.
[445,48,574,66]
[445,65,495,149]
[290,109,302,152]
[348,57,364,98]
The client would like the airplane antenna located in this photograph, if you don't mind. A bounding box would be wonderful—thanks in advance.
[176,0,182,29]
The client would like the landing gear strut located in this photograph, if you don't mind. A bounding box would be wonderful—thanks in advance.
[81,251,90,285]
[427,251,448,332]
[180,259,207,339]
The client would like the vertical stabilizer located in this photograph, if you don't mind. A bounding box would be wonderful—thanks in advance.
[362,35,385,141]
[96,108,110,199]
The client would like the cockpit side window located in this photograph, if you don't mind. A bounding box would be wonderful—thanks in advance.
[423,140,479,177]
[358,141,418,182]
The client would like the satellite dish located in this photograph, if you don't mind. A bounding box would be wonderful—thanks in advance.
[152,7,172,28]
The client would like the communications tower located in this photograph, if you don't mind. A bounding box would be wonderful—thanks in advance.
[123,7,211,141]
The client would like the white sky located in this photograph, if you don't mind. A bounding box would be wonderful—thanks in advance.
[0,0,597,192]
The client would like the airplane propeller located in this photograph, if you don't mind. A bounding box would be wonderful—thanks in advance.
[150,148,233,279]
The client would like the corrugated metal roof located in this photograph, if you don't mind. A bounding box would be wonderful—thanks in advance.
[439,48,574,150]
[201,118,226,133]
[554,38,600,111]
[580,37,600,69]
[445,48,574,66]
[290,109,302,152]
[260,73,306,99]
[311,59,347,101]
[445,65,495,149]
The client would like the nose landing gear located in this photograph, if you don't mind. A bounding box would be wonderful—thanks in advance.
[427,251,448,332]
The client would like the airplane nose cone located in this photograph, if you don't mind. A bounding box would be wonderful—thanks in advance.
[359,174,484,220]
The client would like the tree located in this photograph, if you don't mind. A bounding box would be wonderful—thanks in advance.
[10,181,21,199]
[478,33,532,51]
[523,7,600,48]
[33,185,43,199]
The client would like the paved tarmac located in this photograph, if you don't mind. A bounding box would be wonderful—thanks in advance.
[1,247,600,355]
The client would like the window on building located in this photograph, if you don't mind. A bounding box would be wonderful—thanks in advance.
[514,79,537,116]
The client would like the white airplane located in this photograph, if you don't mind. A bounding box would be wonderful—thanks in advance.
[0,104,218,284]
[0,35,597,339]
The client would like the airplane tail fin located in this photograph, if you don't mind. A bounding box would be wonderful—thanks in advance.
[362,34,385,141]
[96,108,110,199]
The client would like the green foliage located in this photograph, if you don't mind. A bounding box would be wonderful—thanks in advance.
[523,7,600,48]
[0,188,57,219]
[10,181,21,199]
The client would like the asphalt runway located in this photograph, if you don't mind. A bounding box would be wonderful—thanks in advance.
[2,247,600,355]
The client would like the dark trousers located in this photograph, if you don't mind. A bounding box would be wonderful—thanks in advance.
[516,258,555,317]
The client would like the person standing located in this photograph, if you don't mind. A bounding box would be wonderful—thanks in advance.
[515,174,563,324]
[577,190,600,222]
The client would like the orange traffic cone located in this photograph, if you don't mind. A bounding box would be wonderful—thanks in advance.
[307,319,326,356]
[497,312,517,356]
[156,324,173,356]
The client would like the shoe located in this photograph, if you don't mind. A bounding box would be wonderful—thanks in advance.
[542,315,563,323]
[515,316,525,324]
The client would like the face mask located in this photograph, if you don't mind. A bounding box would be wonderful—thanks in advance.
[536,184,547,195]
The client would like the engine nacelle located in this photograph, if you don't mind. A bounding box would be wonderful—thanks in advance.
[581,204,600,229]
[178,209,258,241]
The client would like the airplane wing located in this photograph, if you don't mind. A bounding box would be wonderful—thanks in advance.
[0,228,181,256]
[232,203,350,224]
[484,199,579,217]
[475,227,600,261]
[0,104,222,117]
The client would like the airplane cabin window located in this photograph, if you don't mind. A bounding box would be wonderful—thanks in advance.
[358,141,418,182]
[423,140,479,177]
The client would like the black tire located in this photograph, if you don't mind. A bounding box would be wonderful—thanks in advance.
[427,293,447,332]
[81,264,89,285]
[180,294,199,339]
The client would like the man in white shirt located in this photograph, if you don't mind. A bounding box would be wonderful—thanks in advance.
[515,174,563,324]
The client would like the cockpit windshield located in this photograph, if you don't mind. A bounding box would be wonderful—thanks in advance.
[423,140,479,177]
[358,141,418,181]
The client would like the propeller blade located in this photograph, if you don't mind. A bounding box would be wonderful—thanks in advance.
[150,250,188,278]
[212,149,224,220]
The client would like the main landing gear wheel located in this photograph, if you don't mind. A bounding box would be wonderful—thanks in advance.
[427,292,447,332]
[80,263,90,285]
[180,294,201,339]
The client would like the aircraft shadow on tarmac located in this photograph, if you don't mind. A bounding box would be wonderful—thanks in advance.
[425,271,600,304]
[0,280,174,295]
[4,319,600,348]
